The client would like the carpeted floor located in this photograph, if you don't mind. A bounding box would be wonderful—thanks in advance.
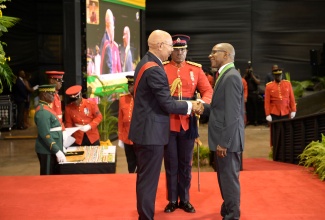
[0,158,324,220]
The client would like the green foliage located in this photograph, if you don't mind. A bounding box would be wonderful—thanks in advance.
[0,1,20,93]
[291,80,314,99]
[193,145,210,167]
[97,96,118,141]
[87,81,128,141]
[298,133,325,181]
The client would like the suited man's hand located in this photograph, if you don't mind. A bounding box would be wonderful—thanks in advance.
[191,101,204,114]
[216,145,227,158]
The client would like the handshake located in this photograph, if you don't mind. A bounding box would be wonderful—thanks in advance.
[191,101,204,115]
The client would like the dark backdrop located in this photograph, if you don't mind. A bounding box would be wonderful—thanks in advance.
[145,0,325,81]
[2,0,325,95]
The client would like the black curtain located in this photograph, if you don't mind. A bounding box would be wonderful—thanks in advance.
[145,0,325,82]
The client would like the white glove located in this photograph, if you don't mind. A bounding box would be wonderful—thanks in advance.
[266,115,272,122]
[33,85,39,90]
[290,112,296,119]
[56,150,66,163]
[118,140,125,149]
[80,124,91,132]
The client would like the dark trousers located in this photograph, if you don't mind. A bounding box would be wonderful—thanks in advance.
[37,153,60,175]
[74,134,100,146]
[16,101,25,128]
[134,144,164,220]
[215,152,241,220]
[246,93,259,124]
[164,129,195,202]
[271,114,289,121]
[124,143,137,173]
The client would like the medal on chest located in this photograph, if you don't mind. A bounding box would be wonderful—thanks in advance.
[84,108,89,116]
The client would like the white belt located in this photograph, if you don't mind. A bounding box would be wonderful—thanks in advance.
[50,127,62,132]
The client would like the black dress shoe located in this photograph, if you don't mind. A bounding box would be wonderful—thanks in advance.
[179,201,196,213]
[164,201,178,213]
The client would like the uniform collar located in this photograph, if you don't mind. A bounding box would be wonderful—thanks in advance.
[170,60,185,68]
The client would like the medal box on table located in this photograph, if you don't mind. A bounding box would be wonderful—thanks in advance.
[59,145,116,174]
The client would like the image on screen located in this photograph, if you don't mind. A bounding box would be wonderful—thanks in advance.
[86,0,141,98]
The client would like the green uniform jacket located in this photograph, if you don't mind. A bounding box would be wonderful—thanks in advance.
[34,101,63,154]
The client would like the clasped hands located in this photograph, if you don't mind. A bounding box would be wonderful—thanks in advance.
[191,101,204,115]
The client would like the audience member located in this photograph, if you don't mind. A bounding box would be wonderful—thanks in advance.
[243,67,261,125]
[128,29,203,220]
[203,42,245,220]
[163,34,213,214]
[94,45,101,75]
[23,71,36,127]
[13,70,28,130]
[264,68,296,122]
[118,75,136,173]
[65,85,103,146]
[34,84,66,175]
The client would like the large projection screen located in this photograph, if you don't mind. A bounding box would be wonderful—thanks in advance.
[86,0,141,98]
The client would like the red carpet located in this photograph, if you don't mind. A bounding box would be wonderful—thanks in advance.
[0,158,324,220]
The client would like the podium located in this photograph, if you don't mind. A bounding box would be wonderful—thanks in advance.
[59,145,116,174]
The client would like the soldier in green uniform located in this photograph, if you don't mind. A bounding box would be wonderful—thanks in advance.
[34,84,66,175]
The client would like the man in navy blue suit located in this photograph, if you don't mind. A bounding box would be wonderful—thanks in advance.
[128,29,203,220]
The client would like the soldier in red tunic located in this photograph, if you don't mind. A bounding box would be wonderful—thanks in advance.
[45,71,64,124]
[163,34,213,213]
[64,85,103,146]
[264,68,297,122]
[118,75,136,173]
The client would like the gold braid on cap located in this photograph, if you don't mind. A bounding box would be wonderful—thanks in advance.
[39,88,56,92]
[170,78,182,100]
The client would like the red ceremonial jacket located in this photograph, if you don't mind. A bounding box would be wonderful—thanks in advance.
[164,60,213,132]
[64,98,103,145]
[264,80,296,116]
[118,93,133,145]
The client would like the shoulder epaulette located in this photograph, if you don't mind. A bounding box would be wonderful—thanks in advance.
[186,61,202,68]
[282,79,290,82]
[163,61,170,65]
[119,93,129,97]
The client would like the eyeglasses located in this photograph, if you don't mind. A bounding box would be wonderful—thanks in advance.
[210,50,226,55]
[162,42,173,48]
[55,79,64,83]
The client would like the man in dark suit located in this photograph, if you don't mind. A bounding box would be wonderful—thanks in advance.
[13,70,29,130]
[203,43,245,219]
[128,29,203,220]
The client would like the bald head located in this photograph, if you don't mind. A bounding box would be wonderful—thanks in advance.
[148,30,172,49]
[147,30,173,62]
[218,43,235,61]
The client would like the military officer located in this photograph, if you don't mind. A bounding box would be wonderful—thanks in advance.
[64,85,103,146]
[45,71,65,123]
[118,75,137,173]
[34,84,66,175]
[163,34,213,213]
[264,68,297,121]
